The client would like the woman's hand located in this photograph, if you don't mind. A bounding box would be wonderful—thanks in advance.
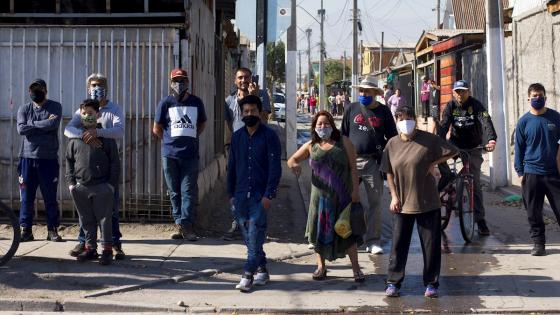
[351,190,360,203]
[390,196,402,213]
[289,163,302,177]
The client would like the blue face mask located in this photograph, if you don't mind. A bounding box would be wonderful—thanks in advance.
[359,95,373,106]
[530,96,546,110]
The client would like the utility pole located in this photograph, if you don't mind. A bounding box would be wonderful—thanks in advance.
[318,0,325,111]
[298,50,302,91]
[286,0,297,157]
[343,50,346,81]
[379,31,384,72]
[351,0,359,101]
[485,0,509,188]
[255,0,267,89]
[436,0,441,29]
[306,28,312,93]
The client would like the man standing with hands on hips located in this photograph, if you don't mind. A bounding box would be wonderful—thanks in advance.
[341,75,398,255]
[514,83,560,256]
[153,68,207,241]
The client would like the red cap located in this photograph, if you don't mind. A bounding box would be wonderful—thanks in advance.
[170,68,188,80]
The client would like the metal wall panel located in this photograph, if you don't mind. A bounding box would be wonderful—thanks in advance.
[0,26,181,221]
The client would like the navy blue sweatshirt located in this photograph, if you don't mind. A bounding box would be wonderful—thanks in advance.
[17,100,62,159]
[514,108,560,176]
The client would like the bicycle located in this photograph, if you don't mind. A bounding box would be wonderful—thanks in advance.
[0,200,20,266]
[440,146,487,243]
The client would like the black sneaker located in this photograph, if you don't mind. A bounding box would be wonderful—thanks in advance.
[20,227,34,242]
[477,220,490,236]
[183,224,198,242]
[99,250,113,265]
[76,248,98,261]
[531,244,546,256]
[113,243,126,260]
[171,224,184,240]
[69,243,85,257]
[47,228,63,242]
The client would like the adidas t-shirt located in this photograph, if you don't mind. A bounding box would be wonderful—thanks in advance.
[155,94,207,159]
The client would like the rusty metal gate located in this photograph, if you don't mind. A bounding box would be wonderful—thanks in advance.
[0,25,184,222]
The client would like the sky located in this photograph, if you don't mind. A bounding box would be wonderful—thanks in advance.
[235,0,441,67]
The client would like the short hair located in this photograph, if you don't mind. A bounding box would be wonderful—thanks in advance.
[86,73,108,88]
[310,111,341,144]
[80,99,100,112]
[394,105,416,120]
[527,83,546,97]
[238,95,262,112]
[236,67,252,76]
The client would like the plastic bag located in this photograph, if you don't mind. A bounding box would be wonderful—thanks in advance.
[334,204,352,239]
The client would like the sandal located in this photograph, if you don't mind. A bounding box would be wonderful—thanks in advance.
[353,270,365,283]
[312,268,327,280]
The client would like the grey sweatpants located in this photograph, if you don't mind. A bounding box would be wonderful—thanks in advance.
[70,183,114,248]
[356,157,383,244]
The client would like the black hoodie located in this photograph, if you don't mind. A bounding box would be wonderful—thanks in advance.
[65,136,119,187]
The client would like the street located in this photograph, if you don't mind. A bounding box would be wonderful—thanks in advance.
[0,113,559,314]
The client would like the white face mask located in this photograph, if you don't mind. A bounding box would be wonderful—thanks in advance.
[396,119,416,136]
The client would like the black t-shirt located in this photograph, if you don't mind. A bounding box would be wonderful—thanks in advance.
[341,102,398,156]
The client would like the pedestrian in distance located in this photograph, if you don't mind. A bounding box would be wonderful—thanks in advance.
[328,92,336,116]
[227,95,282,292]
[309,94,317,115]
[66,99,119,265]
[429,79,441,134]
[381,105,458,298]
[514,83,560,256]
[153,68,207,241]
[336,90,344,117]
[288,110,365,282]
[437,79,497,236]
[16,78,62,242]
[341,75,398,255]
[383,84,394,104]
[65,73,126,260]
[420,75,431,122]
[387,88,405,118]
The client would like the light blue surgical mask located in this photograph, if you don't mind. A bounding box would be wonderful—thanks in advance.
[315,127,333,140]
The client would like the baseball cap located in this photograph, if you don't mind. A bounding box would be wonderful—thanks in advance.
[29,78,47,89]
[453,80,470,90]
[169,68,188,80]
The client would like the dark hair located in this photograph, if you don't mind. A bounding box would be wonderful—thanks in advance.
[527,83,546,97]
[238,95,262,112]
[394,105,416,120]
[80,99,100,112]
[311,110,341,144]
[236,67,252,76]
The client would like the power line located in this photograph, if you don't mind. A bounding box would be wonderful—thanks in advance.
[325,0,350,27]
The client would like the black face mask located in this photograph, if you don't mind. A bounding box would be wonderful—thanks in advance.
[242,115,260,127]
[30,90,46,103]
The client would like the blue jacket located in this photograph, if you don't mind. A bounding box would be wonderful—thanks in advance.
[227,123,282,200]
[17,100,62,159]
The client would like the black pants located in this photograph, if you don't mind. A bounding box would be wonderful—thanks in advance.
[521,173,560,245]
[421,100,430,118]
[387,209,441,288]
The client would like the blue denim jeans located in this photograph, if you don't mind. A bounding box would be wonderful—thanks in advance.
[234,193,268,273]
[162,156,199,227]
[18,158,60,229]
[77,186,121,247]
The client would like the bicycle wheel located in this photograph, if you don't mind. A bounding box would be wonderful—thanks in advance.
[440,199,452,231]
[0,201,20,266]
[457,177,475,243]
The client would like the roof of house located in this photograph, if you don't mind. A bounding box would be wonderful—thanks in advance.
[451,0,510,29]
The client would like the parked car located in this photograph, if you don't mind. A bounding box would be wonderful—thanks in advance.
[273,93,286,121]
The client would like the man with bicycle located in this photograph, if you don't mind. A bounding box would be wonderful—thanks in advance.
[438,80,497,236]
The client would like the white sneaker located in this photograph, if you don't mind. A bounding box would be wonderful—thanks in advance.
[308,243,315,249]
[368,244,384,255]
[235,275,253,292]
[254,268,270,286]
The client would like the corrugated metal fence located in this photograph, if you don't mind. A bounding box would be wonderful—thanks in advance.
[0,25,183,222]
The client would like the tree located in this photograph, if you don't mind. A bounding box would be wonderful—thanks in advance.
[324,59,350,86]
[267,41,286,87]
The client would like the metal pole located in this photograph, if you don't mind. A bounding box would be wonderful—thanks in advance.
[286,0,298,157]
[485,0,510,187]
[306,28,312,93]
[298,50,302,91]
[436,0,441,29]
[343,50,346,81]
[256,0,268,90]
[351,0,359,101]
[318,0,325,110]
[379,31,384,72]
